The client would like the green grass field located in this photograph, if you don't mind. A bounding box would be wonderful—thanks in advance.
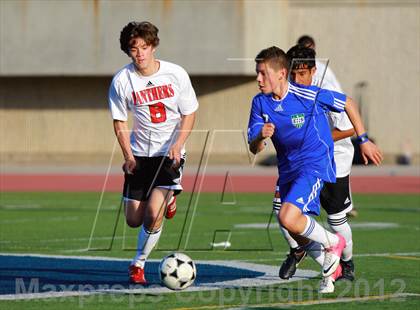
[0,192,419,309]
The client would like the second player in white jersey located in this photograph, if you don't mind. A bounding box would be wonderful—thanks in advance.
[313,60,354,177]
[281,43,376,293]
[312,60,343,94]
[109,60,198,157]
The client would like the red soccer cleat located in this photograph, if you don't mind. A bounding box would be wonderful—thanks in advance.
[129,264,147,284]
[165,196,177,219]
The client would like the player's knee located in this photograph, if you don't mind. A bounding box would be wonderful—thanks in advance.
[126,217,142,228]
[279,203,302,231]
[146,209,163,222]
[280,216,294,231]
[143,213,163,230]
[278,210,293,231]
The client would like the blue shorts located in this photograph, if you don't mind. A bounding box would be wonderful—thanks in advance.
[276,173,324,216]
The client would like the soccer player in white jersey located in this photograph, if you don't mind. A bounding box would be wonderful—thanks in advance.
[248,46,382,293]
[108,21,198,284]
[299,35,358,213]
[297,35,343,95]
[274,44,356,293]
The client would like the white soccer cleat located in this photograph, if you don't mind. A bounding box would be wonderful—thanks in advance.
[319,263,343,294]
[319,276,335,293]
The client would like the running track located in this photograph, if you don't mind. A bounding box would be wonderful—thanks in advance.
[1,174,419,193]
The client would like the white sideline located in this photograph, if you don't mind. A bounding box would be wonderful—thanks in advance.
[1,251,420,261]
[224,293,420,310]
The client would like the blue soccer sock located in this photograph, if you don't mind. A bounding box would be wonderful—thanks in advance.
[304,240,325,266]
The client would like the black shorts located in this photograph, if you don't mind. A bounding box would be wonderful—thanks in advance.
[123,156,184,202]
[320,175,352,215]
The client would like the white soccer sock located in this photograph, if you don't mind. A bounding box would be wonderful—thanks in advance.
[280,225,300,249]
[275,209,299,249]
[328,212,353,261]
[304,240,325,266]
[132,226,162,268]
[299,215,339,249]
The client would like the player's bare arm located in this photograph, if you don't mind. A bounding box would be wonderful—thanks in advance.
[331,127,355,142]
[113,120,136,174]
[168,112,196,167]
[249,123,275,154]
[344,97,383,165]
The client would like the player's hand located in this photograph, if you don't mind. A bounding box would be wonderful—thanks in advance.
[260,123,275,139]
[123,158,136,174]
[360,141,383,166]
[169,143,182,169]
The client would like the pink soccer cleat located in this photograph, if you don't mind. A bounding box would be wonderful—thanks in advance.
[322,233,346,277]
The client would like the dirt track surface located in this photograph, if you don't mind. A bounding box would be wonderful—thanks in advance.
[1,165,419,193]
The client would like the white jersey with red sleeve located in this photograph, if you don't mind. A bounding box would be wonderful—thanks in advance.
[108,60,198,157]
[313,60,354,177]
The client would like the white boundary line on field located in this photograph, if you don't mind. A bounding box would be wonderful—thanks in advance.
[0,216,80,224]
[0,252,132,261]
[223,252,420,262]
[355,252,420,257]
[219,293,420,310]
[234,221,401,230]
[1,251,420,261]
[0,220,406,245]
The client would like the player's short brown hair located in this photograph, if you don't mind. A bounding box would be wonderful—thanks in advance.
[255,46,289,72]
[120,21,160,54]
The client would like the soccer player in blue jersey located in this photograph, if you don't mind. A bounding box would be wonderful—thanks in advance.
[276,44,357,293]
[247,46,382,281]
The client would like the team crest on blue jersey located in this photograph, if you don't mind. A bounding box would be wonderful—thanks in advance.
[291,113,305,128]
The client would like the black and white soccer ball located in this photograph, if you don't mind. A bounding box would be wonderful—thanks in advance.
[159,252,196,290]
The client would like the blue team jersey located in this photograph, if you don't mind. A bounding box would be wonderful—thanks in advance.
[247,81,347,184]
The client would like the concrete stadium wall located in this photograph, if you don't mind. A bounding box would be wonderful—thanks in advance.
[287,0,420,164]
[0,76,259,165]
[0,0,287,75]
[0,0,419,164]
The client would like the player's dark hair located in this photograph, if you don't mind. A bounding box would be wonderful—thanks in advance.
[120,21,159,55]
[286,44,316,70]
[297,35,315,49]
[255,46,289,72]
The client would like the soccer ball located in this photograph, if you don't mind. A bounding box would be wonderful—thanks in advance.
[159,252,196,290]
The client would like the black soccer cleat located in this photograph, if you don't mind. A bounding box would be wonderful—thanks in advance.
[338,259,355,281]
[279,247,307,279]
